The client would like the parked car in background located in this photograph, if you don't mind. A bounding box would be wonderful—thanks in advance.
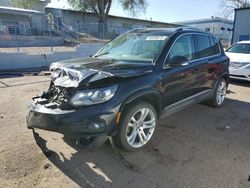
[27,28,229,151]
[225,41,250,81]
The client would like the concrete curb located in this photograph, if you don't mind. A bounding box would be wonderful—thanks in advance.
[0,43,104,71]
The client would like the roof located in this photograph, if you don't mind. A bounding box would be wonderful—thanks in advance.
[176,17,233,25]
[235,7,250,11]
[106,14,178,27]
[126,27,209,35]
[127,28,177,34]
[0,6,43,14]
[45,7,179,27]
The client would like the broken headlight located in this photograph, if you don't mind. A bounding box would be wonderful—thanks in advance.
[70,85,118,107]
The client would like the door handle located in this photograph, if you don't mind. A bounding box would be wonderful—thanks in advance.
[181,62,189,66]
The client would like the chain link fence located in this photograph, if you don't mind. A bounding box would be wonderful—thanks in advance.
[0,23,68,52]
[0,21,148,51]
[75,22,132,39]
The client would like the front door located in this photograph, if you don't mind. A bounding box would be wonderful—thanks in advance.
[162,34,202,107]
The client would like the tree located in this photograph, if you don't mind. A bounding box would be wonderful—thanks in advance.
[10,0,38,9]
[68,0,147,38]
[221,0,250,18]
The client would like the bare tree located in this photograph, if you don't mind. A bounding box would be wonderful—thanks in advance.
[221,0,250,18]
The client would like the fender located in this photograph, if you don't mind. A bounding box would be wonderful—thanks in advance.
[218,71,230,84]
[119,88,163,115]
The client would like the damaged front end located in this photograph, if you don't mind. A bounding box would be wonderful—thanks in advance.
[26,68,121,138]
[37,83,76,110]
[27,58,153,142]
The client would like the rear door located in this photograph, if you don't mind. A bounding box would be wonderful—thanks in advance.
[193,34,222,91]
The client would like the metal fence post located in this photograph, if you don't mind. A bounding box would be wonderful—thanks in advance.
[15,27,19,53]
[76,21,80,43]
[49,24,53,52]
[88,24,90,39]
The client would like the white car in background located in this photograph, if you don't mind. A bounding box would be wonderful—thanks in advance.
[225,41,250,81]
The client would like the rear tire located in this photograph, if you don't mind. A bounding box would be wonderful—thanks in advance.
[207,78,227,107]
[113,101,157,151]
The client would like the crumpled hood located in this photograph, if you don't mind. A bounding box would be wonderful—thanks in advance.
[50,57,153,88]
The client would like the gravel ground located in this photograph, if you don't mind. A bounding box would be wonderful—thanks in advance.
[0,75,249,188]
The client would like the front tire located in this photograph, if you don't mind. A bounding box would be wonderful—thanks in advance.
[114,101,157,151]
[208,78,227,107]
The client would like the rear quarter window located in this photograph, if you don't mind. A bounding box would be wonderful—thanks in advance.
[209,36,220,55]
[196,35,220,58]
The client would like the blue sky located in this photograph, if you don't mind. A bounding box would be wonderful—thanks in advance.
[47,0,224,22]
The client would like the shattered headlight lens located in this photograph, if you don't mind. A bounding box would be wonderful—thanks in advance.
[70,85,118,106]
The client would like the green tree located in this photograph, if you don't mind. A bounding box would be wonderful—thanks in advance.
[68,0,147,37]
[221,0,250,18]
[11,0,38,9]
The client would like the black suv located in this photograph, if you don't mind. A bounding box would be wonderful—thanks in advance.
[27,28,229,151]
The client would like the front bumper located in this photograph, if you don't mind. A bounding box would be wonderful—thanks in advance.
[229,68,250,81]
[27,97,120,137]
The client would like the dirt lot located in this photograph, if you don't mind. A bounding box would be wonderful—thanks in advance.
[0,75,249,188]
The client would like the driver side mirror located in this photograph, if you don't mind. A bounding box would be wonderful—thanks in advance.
[170,55,189,67]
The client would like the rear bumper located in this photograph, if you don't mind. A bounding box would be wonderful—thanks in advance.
[229,68,250,81]
[27,97,120,137]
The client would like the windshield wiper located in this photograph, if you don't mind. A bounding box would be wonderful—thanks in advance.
[94,52,109,58]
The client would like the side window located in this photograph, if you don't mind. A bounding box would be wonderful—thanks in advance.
[209,36,220,55]
[196,35,220,58]
[168,35,196,62]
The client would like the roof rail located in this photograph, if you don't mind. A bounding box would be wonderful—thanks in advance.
[175,27,207,32]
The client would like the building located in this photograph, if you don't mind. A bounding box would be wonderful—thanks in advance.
[0,3,65,47]
[0,6,45,35]
[0,0,51,35]
[232,7,250,44]
[0,1,179,46]
[0,0,51,12]
[176,17,233,46]
[45,7,179,39]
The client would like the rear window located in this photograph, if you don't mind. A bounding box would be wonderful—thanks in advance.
[196,35,220,58]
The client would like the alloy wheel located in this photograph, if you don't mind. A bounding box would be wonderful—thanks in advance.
[125,108,156,148]
[216,80,227,105]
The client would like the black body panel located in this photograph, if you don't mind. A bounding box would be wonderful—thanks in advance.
[27,28,229,137]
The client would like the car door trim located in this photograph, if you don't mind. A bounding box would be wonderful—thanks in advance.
[160,89,211,118]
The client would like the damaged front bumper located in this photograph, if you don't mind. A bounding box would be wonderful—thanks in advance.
[27,96,119,137]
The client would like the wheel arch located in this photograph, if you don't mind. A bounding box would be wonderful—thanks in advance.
[219,72,230,85]
[209,72,229,100]
[119,89,163,119]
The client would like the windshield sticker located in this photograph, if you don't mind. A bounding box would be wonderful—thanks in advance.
[146,36,168,41]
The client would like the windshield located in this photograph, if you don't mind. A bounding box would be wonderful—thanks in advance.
[94,32,169,62]
[226,43,250,54]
